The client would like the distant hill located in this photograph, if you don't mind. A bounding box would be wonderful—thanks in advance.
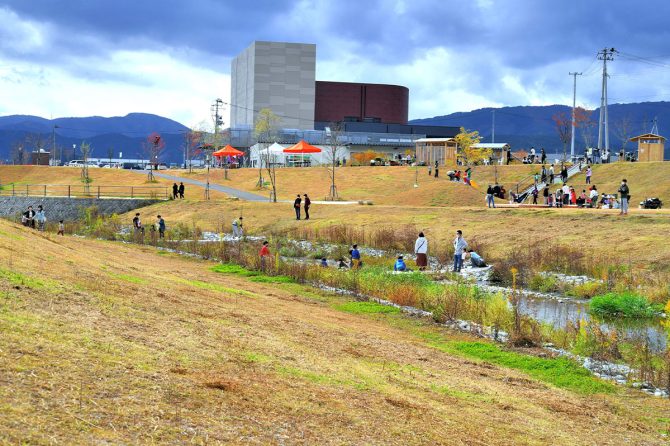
[0,113,189,164]
[411,101,670,157]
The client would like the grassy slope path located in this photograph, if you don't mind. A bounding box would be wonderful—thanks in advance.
[0,220,668,444]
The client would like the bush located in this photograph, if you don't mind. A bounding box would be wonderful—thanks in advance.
[589,292,659,318]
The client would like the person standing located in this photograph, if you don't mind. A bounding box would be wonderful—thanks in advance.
[540,165,547,183]
[157,215,166,238]
[453,230,468,272]
[618,179,630,215]
[486,185,495,208]
[549,164,555,184]
[532,186,539,204]
[530,147,536,163]
[35,205,46,231]
[293,194,302,220]
[434,161,439,178]
[562,183,570,205]
[533,172,539,185]
[350,244,361,269]
[132,213,143,235]
[57,220,65,236]
[585,165,592,185]
[259,241,271,271]
[540,148,546,164]
[303,194,311,220]
[589,185,599,208]
[172,183,179,199]
[232,216,243,237]
[543,186,549,205]
[178,182,185,199]
[561,165,568,183]
[414,232,429,271]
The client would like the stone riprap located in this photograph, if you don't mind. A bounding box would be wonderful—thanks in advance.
[0,196,162,222]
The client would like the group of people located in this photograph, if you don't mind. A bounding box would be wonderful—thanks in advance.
[485,184,507,208]
[446,167,473,184]
[293,194,311,220]
[171,182,186,200]
[521,147,547,165]
[21,205,64,235]
[132,212,166,238]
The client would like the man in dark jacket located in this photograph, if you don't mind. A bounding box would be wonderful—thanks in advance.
[178,182,185,199]
[303,194,311,220]
[172,183,178,199]
[618,179,630,215]
[294,194,301,220]
[23,206,36,228]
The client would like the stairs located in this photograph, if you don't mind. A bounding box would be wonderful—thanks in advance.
[512,164,583,203]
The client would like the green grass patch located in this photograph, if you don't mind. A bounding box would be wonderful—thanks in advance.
[242,351,272,363]
[248,274,294,284]
[174,277,257,297]
[110,273,148,284]
[211,263,260,277]
[333,301,401,315]
[425,338,615,395]
[0,268,47,290]
[589,292,660,318]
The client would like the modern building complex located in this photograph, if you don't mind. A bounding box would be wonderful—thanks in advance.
[228,40,458,161]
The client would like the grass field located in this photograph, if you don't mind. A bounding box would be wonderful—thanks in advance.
[0,219,668,444]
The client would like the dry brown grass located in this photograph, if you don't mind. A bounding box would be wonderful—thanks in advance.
[0,220,668,444]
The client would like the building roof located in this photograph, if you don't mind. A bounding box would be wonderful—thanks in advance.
[414,138,455,143]
[472,143,510,149]
[630,133,666,141]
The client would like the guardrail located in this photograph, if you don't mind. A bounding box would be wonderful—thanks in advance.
[0,184,169,199]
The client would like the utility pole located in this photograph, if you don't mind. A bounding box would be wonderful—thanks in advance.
[491,109,495,143]
[206,98,224,200]
[597,48,616,156]
[51,125,59,166]
[568,72,582,159]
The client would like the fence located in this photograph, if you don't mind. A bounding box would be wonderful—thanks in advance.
[0,184,169,199]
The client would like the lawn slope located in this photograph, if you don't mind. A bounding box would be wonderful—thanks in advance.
[0,220,668,444]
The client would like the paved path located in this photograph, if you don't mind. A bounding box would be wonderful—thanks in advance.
[147,171,270,202]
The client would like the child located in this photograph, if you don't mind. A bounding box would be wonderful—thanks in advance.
[394,255,407,272]
[259,241,270,270]
[320,258,328,268]
[337,258,349,269]
[58,220,65,236]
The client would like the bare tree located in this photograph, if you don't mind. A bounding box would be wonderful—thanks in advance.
[576,108,596,151]
[261,149,279,202]
[552,112,572,162]
[183,127,204,173]
[323,123,345,200]
[11,141,28,165]
[107,146,114,165]
[254,108,280,189]
[613,116,633,158]
[143,132,165,181]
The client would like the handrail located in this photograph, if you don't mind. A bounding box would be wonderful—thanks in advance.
[0,183,169,199]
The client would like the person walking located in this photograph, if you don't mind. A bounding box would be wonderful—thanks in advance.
[157,215,166,238]
[585,165,592,185]
[561,165,568,183]
[486,185,496,208]
[178,182,185,199]
[453,230,468,272]
[259,241,271,271]
[35,205,46,231]
[414,232,428,271]
[540,165,547,183]
[232,216,243,237]
[172,183,179,199]
[57,220,65,236]
[532,186,539,204]
[618,179,630,215]
[303,194,311,220]
[549,164,555,184]
[293,194,302,220]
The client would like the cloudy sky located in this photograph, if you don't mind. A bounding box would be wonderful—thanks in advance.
[1,0,670,127]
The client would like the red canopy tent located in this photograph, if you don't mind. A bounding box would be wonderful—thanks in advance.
[212,145,244,157]
[283,140,322,153]
[283,140,321,167]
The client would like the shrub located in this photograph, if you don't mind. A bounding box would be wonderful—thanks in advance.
[589,292,659,318]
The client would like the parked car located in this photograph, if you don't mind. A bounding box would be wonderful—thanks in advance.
[144,163,168,170]
[68,160,84,167]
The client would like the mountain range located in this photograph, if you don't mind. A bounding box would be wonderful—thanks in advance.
[410,101,670,156]
[2,101,670,163]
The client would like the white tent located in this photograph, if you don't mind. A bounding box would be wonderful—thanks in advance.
[249,142,286,168]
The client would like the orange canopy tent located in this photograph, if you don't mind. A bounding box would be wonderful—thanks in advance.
[283,140,322,153]
[212,145,244,157]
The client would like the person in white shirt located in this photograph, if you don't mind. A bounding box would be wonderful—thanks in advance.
[589,186,599,208]
[453,230,468,272]
[562,183,570,205]
[414,232,429,271]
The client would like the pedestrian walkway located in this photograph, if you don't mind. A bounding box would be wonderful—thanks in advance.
[143,171,270,202]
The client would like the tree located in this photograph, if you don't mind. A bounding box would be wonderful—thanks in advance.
[183,127,204,173]
[254,108,280,192]
[143,132,165,181]
[10,141,28,165]
[613,116,633,157]
[107,146,114,165]
[323,123,345,200]
[576,107,596,151]
[552,112,572,162]
[80,141,93,194]
[454,127,486,165]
